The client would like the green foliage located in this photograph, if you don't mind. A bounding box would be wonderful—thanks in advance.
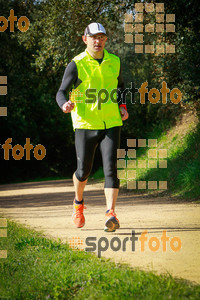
[90,167,104,180]
[0,0,199,191]
[126,117,200,199]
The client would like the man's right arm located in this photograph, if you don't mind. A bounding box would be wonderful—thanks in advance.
[56,61,78,112]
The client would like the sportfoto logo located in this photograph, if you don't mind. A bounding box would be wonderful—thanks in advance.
[0,218,7,259]
[117,138,167,190]
[0,9,30,32]
[69,230,181,258]
[1,138,46,160]
[124,2,176,54]
[0,76,7,117]
[69,81,182,109]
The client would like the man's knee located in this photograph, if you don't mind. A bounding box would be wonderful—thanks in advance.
[75,169,90,182]
[103,165,119,188]
[104,164,116,178]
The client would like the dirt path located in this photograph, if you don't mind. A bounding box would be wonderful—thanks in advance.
[0,179,199,285]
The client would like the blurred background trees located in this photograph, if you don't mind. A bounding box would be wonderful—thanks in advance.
[0,0,199,183]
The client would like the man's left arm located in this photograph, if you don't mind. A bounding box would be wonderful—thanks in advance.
[117,63,129,121]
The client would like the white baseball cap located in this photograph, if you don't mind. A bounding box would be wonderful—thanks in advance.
[84,22,106,36]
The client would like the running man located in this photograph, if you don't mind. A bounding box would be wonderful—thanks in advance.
[56,22,128,232]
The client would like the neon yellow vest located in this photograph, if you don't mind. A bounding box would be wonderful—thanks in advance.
[70,49,123,130]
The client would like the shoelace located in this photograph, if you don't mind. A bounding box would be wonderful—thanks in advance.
[74,204,86,217]
[106,209,119,222]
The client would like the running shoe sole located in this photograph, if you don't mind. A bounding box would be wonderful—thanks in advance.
[104,216,120,232]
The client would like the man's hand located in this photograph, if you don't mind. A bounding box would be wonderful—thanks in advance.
[62,100,75,113]
[120,107,129,121]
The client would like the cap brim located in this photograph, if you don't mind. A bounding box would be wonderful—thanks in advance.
[86,32,107,36]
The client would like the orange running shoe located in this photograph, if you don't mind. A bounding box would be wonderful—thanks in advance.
[72,200,86,228]
[104,209,120,232]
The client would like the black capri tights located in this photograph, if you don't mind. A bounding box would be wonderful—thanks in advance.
[75,126,121,188]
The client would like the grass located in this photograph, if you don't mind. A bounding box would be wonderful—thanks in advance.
[0,220,200,299]
[118,115,200,200]
[89,167,104,182]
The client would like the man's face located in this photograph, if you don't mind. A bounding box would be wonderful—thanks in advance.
[82,33,107,54]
